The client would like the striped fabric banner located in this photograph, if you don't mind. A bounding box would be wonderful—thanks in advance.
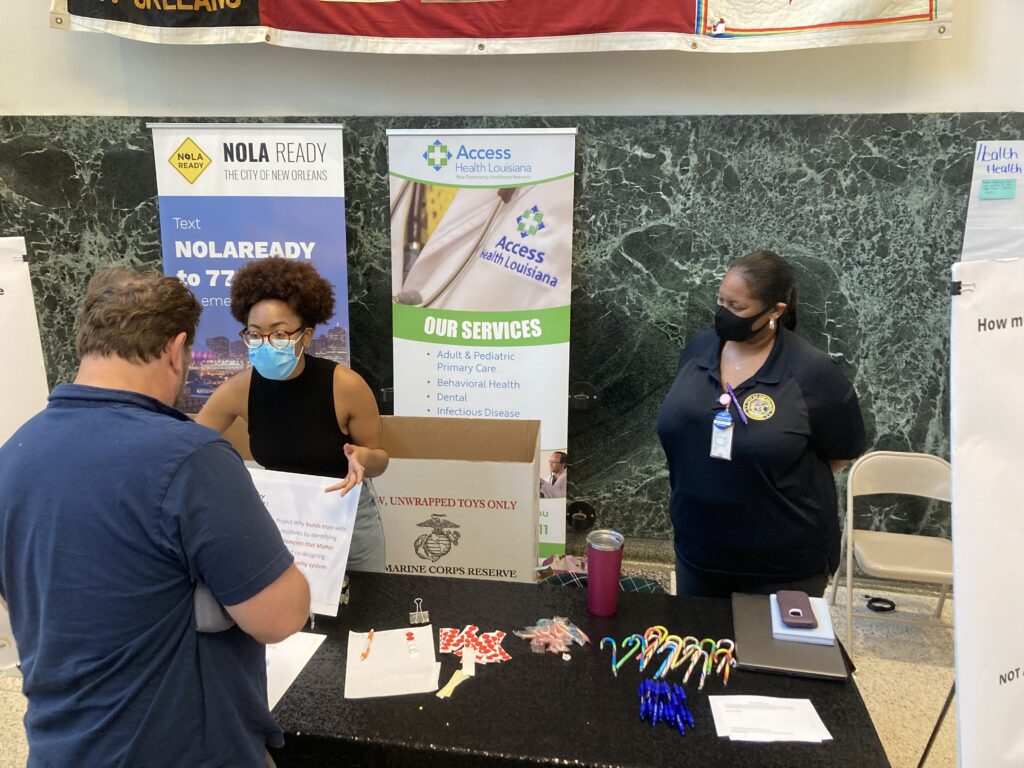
[49,0,951,54]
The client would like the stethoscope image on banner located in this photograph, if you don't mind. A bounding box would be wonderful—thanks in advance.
[391,181,515,308]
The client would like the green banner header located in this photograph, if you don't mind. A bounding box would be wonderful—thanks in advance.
[393,304,570,347]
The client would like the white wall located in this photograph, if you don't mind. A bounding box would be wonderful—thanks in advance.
[1,1,1021,116]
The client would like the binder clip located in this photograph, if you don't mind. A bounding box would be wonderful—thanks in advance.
[409,598,429,625]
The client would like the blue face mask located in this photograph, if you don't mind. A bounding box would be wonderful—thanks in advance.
[248,341,302,380]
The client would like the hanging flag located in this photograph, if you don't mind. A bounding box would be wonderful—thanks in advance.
[50,0,951,54]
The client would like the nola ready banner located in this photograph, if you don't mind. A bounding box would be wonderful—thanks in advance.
[0,237,48,446]
[387,128,574,559]
[950,257,1024,767]
[150,123,350,413]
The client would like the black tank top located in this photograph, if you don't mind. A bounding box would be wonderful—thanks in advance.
[248,354,350,479]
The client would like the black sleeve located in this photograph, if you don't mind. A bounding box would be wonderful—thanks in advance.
[805,358,866,461]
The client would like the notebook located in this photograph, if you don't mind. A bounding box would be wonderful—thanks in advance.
[769,594,836,646]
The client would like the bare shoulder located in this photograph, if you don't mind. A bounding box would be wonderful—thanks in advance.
[213,368,254,416]
[196,367,253,430]
[225,367,254,397]
[332,363,371,396]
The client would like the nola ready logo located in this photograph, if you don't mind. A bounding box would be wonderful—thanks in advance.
[516,205,546,238]
[414,513,461,562]
[169,137,212,184]
[423,140,453,172]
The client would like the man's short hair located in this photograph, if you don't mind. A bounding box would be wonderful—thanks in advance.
[76,268,201,363]
[551,451,567,465]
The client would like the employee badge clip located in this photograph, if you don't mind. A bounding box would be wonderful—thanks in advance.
[409,597,430,625]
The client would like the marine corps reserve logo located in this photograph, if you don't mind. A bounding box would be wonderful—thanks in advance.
[743,393,776,421]
[169,137,212,184]
[414,513,461,562]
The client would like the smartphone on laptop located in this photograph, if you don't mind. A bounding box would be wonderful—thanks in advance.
[776,590,818,629]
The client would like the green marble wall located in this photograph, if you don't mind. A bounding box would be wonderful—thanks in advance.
[4,114,1015,539]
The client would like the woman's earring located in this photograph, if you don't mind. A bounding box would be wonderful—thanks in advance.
[769,318,776,331]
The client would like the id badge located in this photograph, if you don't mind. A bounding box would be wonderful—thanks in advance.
[710,409,733,461]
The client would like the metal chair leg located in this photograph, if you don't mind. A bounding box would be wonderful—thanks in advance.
[830,525,847,607]
[917,681,955,768]
[846,534,855,652]
[933,584,948,619]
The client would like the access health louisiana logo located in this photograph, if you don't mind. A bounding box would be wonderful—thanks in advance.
[421,138,528,175]
[423,140,453,172]
[168,137,212,184]
[516,205,546,239]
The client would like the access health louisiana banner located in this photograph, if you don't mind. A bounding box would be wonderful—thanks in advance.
[388,128,574,559]
[151,123,350,413]
[51,0,951,54]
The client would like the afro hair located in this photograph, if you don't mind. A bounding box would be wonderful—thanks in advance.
[230,259,336,328]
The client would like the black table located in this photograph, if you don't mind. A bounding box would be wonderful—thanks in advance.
[269,573,890,768]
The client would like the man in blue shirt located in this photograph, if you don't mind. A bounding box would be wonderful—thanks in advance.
[0,268,311,767]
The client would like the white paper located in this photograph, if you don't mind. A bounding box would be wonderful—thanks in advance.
[266,631,326,709]
[709,696,832,743]
[950,258,1024,767]
[0,605,19,670]
[248,467,359,616]
[961,141,1024,262]
[344,625,441,699]
[0,237,48,445]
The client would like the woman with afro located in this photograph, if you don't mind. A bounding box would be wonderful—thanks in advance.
[197,259,389,571]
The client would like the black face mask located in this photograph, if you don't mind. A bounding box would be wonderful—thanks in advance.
[714,304,772,342]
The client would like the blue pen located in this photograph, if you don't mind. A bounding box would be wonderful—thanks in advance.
[725,382,749,425]
[672,684,695,727]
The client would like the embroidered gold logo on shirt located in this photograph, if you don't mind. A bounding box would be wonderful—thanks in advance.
[743,393,776,421]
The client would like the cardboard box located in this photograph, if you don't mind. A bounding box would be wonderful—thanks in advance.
[374,416,540,584]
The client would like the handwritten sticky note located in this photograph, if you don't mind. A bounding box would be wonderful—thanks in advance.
[980,178,1017,201]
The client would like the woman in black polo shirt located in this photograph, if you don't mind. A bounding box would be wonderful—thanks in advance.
[657,250,865,598]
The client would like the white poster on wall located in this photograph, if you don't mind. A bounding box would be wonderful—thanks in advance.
[950,257,1024,767]
[961,141,1024,262]
[0,237,48,445]
[247,467,359,617]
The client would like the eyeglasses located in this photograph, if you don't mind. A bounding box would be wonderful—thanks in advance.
[239,327,307,350]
